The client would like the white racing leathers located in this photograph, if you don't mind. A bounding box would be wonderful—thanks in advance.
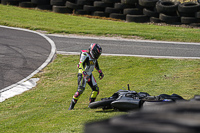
[72,50,101,103]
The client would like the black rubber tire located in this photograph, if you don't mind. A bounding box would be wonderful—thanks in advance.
[31,0,50,5]
[77,0,93,6]
[114,2,133,10]
[178,2,200,13]
[37,4,52,10]
[190,22,200,27]
[50,0,66,6]
[110,13,126,20]
[65,1,82,9]
[177,12,195,17]
[159,13,180,23]
[74,9,91,15]
[83,5,104,12]
[67,0,76,3]
[135,3,144,10]
[92,11,109,17]
[102,0,121,3]
[196,11,200,18]
[20,0,31,1]
[85,101,200,133]
[1,0,19,6]
[126,14,149,23]
[181,17,197,24]
[94,1,113,8]
[156,1,179,14]
[143,8,159,17]
[105,7,121,13]
[53,5,73,13]
[121,0,138,5]
[123,8,143,15]
[150,16,162,23]
[19,2,37,7]
[89,99,115,109]
[139,0,159,7]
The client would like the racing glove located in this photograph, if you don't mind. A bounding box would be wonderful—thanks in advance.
[82,71,90,82]
[98,69,104,80]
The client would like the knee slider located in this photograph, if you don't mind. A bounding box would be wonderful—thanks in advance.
[73,86,85,100]
[73,92,80,98]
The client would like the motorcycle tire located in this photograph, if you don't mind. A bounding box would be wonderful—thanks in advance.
[89,99,115,109]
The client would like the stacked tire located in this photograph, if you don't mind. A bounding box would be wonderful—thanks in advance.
[51,0,73,13]
[19,0,52,9]
[156,1,180,24]
[33,0,52,10]
[1,0,21,6]
[178,2,200,24]
[18,0,36,8]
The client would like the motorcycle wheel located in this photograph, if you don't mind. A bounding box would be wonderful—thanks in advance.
[89,99,115,109]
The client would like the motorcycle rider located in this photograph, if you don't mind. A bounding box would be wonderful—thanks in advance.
[68,43,104,110]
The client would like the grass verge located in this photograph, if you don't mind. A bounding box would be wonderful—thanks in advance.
[1,55,200,132]
[0,4,200,42]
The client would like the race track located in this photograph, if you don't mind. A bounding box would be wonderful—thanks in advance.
[48,34,200,59]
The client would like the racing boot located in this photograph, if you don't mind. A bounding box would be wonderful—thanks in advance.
[89,89,99,103]
[68,99,77,110]
[89,98,96,103]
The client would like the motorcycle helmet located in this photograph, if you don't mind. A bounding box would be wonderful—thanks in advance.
[89,43,102,59]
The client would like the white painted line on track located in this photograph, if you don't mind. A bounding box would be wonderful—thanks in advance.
[57,51,200,59]
[0,78,39,102]
[0,25,57,102]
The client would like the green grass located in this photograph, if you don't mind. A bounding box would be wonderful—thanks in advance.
[1,55,200,132]
[0,4,200,42]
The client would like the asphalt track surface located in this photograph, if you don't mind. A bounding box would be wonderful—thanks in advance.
[0,26,55,91]
[48,34,200,59]
[1,26,200,92]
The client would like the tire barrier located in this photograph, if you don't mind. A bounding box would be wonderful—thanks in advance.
[159,13,180,23]
[1,0,200,25]
[126,14,149,22]
[37,4,52,10]
[19,1,37,8]
[31,0,50,5]
[156,1,180,14]
[53,5,73,13]
[85,100,200,133]
[110,13,126,20]
[50,0,67,6]
[1,0,20,6]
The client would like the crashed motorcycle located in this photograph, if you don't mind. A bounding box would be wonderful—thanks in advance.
[89,84,184,111]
